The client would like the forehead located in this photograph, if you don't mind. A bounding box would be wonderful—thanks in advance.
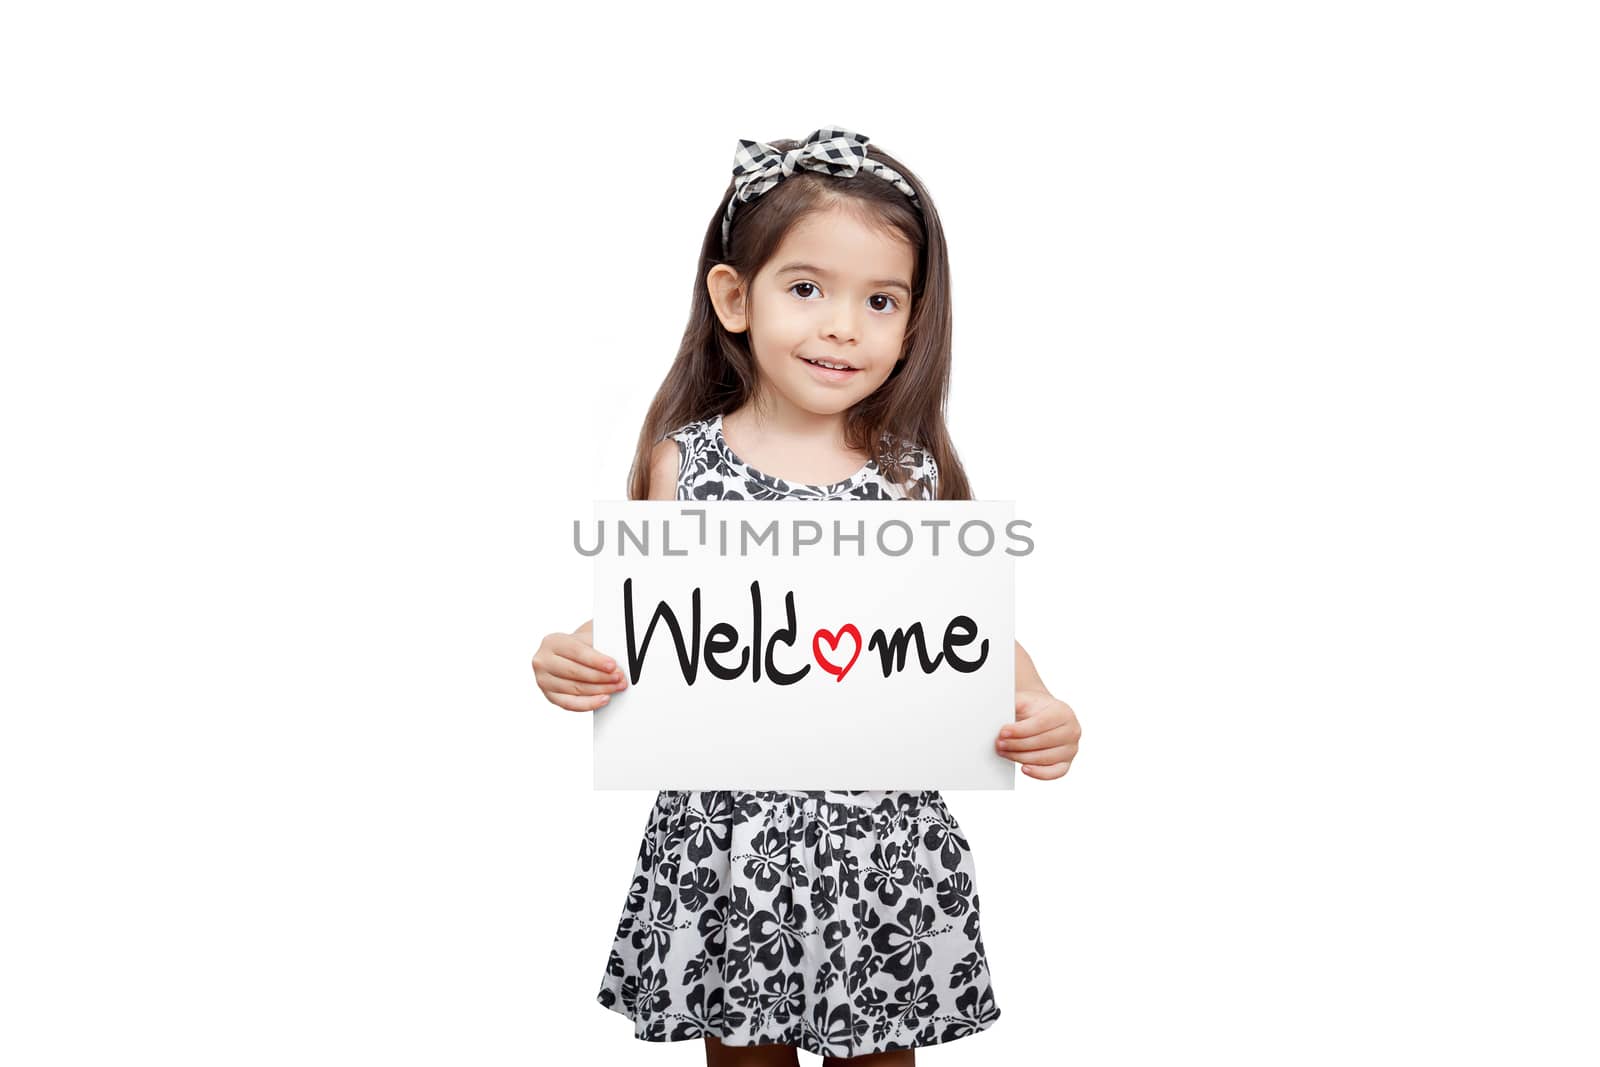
[766,205,915,280]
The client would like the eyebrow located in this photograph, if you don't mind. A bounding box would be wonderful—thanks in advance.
[775,262,912,297]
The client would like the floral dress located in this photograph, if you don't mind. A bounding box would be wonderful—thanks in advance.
[595,413,1002,1056]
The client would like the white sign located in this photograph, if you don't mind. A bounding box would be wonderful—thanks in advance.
[589,501,1017,790]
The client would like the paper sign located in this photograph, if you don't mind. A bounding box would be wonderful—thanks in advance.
[588,500,1017,790]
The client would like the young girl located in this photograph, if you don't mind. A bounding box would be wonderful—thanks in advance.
[532,127,1082,1065]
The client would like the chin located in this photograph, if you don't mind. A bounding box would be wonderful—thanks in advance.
[797,397,853,416]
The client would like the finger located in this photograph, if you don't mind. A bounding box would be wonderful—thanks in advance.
[999,713,1057,740]
[996,742,1076,765]
[552,652,626,686]
[545,690,614,712]
[1021,760,1072,780]
[546,675,625,697]
[554,639,621,675]
[997,725,1076,753]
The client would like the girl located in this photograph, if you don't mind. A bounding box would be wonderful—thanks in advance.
[532,127,1082,1065]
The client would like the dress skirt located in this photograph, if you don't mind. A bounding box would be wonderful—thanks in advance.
[595,788,1001,1056]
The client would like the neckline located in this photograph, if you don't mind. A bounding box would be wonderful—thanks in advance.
[711,413,878,494]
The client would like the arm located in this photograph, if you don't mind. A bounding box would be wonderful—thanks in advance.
[561,443,669,645]
[572,442,671,643]
[532,439,676,708]
[1016,639,1046,694]
[563,446,670,648]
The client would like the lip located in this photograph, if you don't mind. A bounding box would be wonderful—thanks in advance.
[798,354,860,384]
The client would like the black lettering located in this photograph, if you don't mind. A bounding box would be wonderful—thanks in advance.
[750,579,762,682]
[941,614,988,673]
[763,587,810,685]
[704,622,748,680]
[623,577,700,684]
[868,622,945,676]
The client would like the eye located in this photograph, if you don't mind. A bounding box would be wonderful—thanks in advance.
[787,282,900,314]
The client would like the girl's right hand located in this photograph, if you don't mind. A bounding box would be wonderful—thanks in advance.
[532,627,628,712]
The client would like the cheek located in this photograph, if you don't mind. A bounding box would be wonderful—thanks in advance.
[751,301,803,346]
[876,324,909,359]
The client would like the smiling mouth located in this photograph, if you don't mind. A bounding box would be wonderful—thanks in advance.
[800,356,858,371]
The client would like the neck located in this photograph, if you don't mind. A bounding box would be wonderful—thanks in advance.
[729,388,850,450]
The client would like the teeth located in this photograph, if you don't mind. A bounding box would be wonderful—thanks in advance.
[807,358,853,370]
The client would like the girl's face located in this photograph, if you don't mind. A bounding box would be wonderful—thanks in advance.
[711,204,916,420]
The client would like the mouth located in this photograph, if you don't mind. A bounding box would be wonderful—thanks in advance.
[798,354,860,382]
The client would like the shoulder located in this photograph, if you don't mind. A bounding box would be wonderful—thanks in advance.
[910,444,940,499]
[878,428,940,499]
[922,450,940,498]
[649,418,712,500]
[666,417,707,440]
[646,437,684,500]
[661,417,713,460]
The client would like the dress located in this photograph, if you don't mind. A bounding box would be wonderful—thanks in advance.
[594,413,1002,1056]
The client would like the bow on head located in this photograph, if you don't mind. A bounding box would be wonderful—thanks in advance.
[721,126,917,255]
[731,127,871,205]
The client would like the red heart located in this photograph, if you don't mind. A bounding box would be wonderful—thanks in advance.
[812,624,862,683]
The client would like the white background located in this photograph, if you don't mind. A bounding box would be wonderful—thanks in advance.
[2,2,1595,1064]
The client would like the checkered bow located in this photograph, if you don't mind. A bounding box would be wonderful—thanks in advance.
[721,126,919,255]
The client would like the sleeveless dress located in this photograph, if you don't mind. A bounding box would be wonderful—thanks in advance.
[594,413,1002,1056]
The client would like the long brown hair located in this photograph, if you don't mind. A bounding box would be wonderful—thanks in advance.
[625,134,973,501]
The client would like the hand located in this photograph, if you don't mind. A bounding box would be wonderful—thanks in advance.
[532,628,628,712]
[995,689,1081,780]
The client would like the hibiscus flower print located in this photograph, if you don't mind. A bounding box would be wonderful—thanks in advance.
[595,419,995,1057]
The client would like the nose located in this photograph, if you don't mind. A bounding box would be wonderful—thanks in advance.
[823,301,861,345]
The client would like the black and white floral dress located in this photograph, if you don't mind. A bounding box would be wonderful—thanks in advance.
[595,413,1002,1056]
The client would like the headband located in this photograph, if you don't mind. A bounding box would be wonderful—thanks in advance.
[721,126,920,257]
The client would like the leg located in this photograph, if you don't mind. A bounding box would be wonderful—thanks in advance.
[824,1051,914,1067]
[703,1034,801,1067]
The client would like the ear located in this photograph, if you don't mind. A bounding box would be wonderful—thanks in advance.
[706,264,750,333]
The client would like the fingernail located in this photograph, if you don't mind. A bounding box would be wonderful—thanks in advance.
[1000,728,1013,737]
[604,660,616,670]
[599,696,610,705]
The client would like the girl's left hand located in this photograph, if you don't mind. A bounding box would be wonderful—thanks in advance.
[996,690,1082,780]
